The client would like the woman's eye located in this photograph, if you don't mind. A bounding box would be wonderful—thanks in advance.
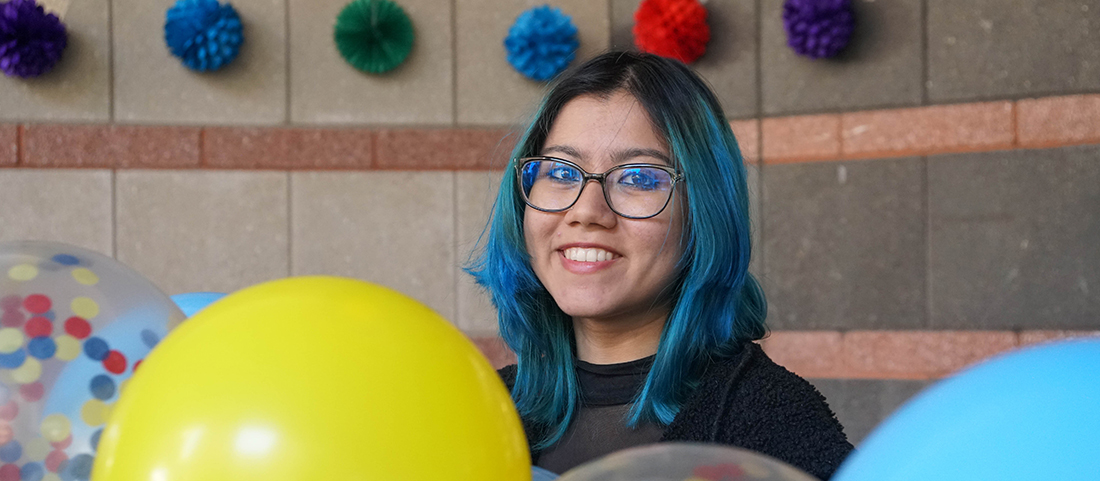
[618,169,663,190]
[547,165,581,183]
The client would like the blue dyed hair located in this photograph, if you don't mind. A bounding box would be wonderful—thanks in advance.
[466,51,767,450]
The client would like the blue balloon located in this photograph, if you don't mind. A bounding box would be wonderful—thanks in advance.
[833,339,1100,481]
[533,466,559,481]
[171,292,226,318]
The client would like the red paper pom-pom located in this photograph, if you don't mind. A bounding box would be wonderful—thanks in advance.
[633,0,710,64]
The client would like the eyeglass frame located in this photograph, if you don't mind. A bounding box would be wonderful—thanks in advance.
[514,156,686,220]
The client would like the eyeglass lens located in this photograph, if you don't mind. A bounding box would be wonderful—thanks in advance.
[520,159,675,218]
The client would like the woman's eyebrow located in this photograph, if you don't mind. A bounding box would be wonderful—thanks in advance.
[610,148,671,165]
[540,144,584,159]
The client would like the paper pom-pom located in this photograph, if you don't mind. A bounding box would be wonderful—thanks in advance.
[633,0,709,64]
[334,0,415,75]
[164,0,244,72]
[783,0,854,59]
[0,0,67,78]
[504,5,578,82]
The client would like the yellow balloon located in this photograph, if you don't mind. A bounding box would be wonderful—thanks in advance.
[93,277,529,481]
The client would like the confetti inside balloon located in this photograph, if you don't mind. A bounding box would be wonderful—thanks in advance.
[0,240,185,478]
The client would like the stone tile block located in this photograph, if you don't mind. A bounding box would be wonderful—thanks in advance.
[203,127,373,169]
[0,169,113,254]
[762,114,841,163]
[810,378,931,445]
[116,171,289,295]
[762,157,926,330]
[292,171,456,321]
[759,331,845,379]
[841,102,1014,159]
[376,129,517,170]
[114,0,286,124]
[0,0,110,122]
[731,119,759,163]
[760,0,923,115]
[927,0,1100,103]
[0,125,16,167]
[455,171,504,333]
[1017,94,1100,148]
[289,0,452,124]
[612,0,759,118]
[843,331,1018,379]
[23,125,201,168]
[928,145,1100,329]
[457,0,609,125]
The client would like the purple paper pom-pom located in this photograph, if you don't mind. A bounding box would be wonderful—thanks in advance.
[782,0,854,59]
[0,0,67,78]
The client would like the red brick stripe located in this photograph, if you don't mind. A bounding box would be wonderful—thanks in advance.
[760,330,1100,380]
[470,330,1100,379]
[21,124,201,168]
[3,94,1099,169]
[203,127,374,170]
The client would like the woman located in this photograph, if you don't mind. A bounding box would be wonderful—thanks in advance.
[467,51,853,478]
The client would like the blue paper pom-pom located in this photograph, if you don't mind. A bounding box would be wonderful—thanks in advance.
[782,0,854,59]
[164,0,244,72]
[504,5,578,82]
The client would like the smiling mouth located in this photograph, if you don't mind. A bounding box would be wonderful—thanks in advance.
[562,247,620,262]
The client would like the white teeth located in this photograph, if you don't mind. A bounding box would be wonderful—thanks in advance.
[563,247,618,263]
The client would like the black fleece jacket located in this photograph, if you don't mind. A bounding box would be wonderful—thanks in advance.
[498,342,854,480]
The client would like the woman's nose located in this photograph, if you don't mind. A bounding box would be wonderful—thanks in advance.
[565,180,617,228]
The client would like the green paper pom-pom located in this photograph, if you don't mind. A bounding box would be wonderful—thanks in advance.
[334,0,414,74]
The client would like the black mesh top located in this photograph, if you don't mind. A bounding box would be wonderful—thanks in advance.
[534,355,665,475]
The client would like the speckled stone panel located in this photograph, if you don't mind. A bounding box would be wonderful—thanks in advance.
[0,169,113,255]
[811,378,931,445]
[113,0,287,124]
[0,0,110,122]
[289,0,453,124]
[456,0,609,125]
[115,170,289,295]
[760,0,923,115]
[291,171,457,321]
[455,171,503,333]
[611,0,759,119]
[928,145,1100,329]
[927,0,1100,103]
[763,157,926,330]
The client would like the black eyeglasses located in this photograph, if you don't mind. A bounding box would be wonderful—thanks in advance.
[515,156,684,219]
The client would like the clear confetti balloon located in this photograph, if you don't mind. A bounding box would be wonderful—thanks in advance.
[558,443,820,481]
[0,240,184,481]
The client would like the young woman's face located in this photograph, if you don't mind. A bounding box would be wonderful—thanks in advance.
[523,91,685,324]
